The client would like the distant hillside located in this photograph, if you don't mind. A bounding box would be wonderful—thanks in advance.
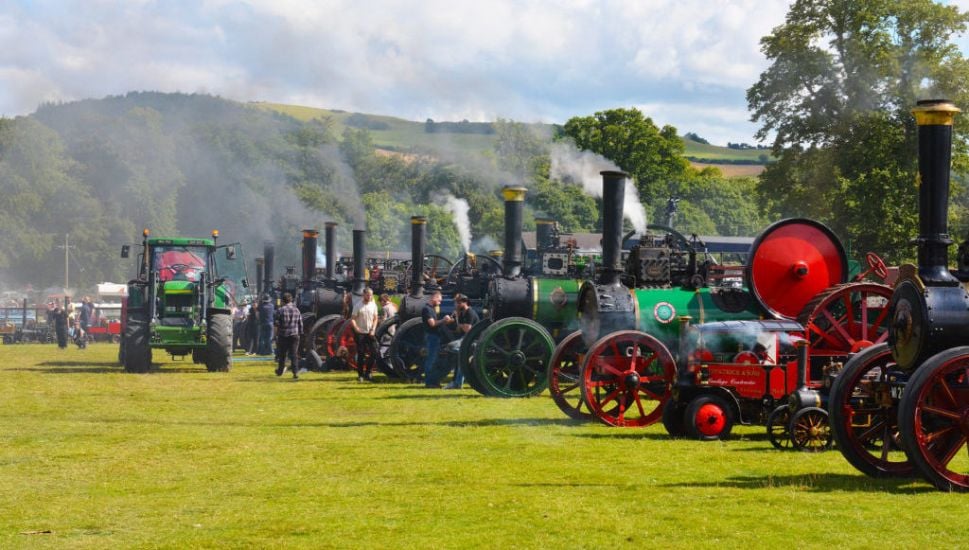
[251,102,769,167]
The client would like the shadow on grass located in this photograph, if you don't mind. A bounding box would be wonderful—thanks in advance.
[570,432,678,441]
[71,415,580,429]
[659,473,935,494]
[15,362,214,374]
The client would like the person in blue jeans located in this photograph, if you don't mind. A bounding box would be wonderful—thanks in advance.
[421,290,451,388]
[443,293,479,389]
[257,294,275,356]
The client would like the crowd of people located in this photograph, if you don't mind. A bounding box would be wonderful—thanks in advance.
[46,296,96,349]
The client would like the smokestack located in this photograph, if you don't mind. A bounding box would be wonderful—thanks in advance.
[301,229,318,289]
[255,257,264,295]
[324,222,337,280]
[263,242,275,295]
[600,170,628,286]
[913,99,961,285]
[352,229,367,294]
[410,216,427,296]
[502,186,527,278]
[536,218,556,250]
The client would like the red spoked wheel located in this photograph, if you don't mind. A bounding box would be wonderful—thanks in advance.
[548,331,592,420]
[797,282,892,356]
[325,319,355,370]
[829,343,914,478]
[307,314,342,364]
[685,394,734,441]
[899,346,969,492]
[334,320,363,373]
[580,330,675,428]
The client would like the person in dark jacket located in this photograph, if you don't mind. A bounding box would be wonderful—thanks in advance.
[257,294,275,356]
[274,292,303,379]
[245,302,259,356]
[421,290,451,388]
[53,302,68,349]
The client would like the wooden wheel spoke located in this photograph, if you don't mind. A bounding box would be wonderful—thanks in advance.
[923,424,957,445]
[821,308,854,346]
[808,322,846,349]
[639,385,664,401]
[923,404,961,421]
[561,382,580,394]
[935,434,968,468]
[632,392,647,417]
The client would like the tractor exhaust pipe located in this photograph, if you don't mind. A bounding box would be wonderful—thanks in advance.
[301,230,318,290]
[324,222,337,280]
[352,229,367,295]
[536,218,557,251]
[600,170,629,286]
[410,216,427,297]
[913,99,961,285]
[502,187,527,279]
[263,241,275,296]
[255,257,264,295]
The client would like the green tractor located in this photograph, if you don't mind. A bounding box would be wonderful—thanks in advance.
[119,229,249,373]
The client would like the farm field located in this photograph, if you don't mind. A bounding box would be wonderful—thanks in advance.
[2,343,965,548]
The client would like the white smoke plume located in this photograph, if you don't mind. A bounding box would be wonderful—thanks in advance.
[548,141,648,234]
[442,193,472,252]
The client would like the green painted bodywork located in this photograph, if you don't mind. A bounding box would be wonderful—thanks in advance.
[532,278,582,340]
[632,287,764,349]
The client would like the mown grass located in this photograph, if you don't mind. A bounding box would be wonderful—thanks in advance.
[1,343,965,548]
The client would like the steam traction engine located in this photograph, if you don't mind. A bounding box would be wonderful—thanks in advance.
[458,188,593,397]
[552,170,892,432]
[828,100,969,491]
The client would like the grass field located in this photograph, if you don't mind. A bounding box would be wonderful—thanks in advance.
[2,343,965,548]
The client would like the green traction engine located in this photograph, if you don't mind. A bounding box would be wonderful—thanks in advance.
[119,229,248,373]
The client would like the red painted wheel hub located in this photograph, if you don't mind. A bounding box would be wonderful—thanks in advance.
[748,218,848,319]
[694,403,727,437]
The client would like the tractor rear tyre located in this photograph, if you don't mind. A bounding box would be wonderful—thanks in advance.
[123,311,151,373]
[205,313,232,372]
[685,394,734,441]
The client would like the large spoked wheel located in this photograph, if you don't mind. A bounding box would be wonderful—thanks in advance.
[389,318,428,381]
[580,330,675,428]
[685,394,734,441]
[790,407,832,452]
[122,310,151,373]
[797,282,892,357]
[308,314,342,361]
[458,319,492,395]
[474,317,554,398]
[548,331,593,420]
[767,405,793,450]
[374,316,400,378]
[205,312,233,372]
[333,320,359,372]
[829,343,914,478]
[899,346,969,492]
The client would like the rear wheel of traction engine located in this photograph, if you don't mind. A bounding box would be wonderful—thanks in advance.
[389,318,427,382]
[828,343,914,478]
[767,405,793,450]
[123,310,151,373]
[580,330,676,428]
[374,316,400,378]
[685,394,734,441]
[475,317,554,398]
[308,314,342,369]
[205,312,232,372]
[458,319,492,395]
[662,399,687,438]
[797,282,892,356]
[790,407,832,452]
[898,346,969,492]
[548,331,594,420]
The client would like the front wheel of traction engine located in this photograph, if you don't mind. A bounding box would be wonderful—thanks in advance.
[898,346,969,492]
[122,310,151,373]
[685,394,734,441]
[205,313,232,372]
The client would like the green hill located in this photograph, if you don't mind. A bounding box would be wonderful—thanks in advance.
[251,102,768,164]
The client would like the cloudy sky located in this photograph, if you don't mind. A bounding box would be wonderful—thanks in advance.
[3,0,969,145]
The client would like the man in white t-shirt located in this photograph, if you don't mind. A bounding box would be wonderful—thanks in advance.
[350,288,379,382]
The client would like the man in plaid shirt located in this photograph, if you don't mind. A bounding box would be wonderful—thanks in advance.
[274,292,303,379]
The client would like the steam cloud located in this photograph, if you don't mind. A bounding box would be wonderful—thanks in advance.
[548,141,648,234]
[442,193,472,252]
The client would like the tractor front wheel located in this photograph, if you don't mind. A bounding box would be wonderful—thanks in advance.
[790,407,832,452]
[123,310,151,373]
[205,313,232,372]
[685,394,734,441]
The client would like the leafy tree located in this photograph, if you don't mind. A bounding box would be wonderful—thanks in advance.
[561,108,691,204]
[747,0,969,261]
